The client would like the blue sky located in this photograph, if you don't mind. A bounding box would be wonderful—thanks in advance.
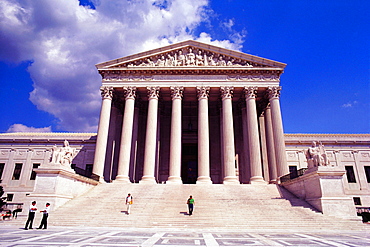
[0,0,369,134]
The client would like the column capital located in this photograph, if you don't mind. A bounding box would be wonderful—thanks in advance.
[244,86,258,99]
[100,86,113,100]
[147,86,160,100]
[267,86,282,100]
[197,86,210,100]
[170,86,184,100]
[220,86,234,100]
[123,86,136,100]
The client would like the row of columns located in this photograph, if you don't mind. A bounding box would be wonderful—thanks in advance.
[92,85,288,184]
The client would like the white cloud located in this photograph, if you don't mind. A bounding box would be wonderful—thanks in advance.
[7,124,52,133]
[0,0,244,132]
[341,101,358,108]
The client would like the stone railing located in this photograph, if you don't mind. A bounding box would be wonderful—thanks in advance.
[280,168,308,182]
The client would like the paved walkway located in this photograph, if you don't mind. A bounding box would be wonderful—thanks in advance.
[0,225,369,246]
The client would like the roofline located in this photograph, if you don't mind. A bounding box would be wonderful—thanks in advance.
[95,40,287,69]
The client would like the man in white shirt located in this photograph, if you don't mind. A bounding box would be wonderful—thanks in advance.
[37,203,50,229]
[24,201,37,230]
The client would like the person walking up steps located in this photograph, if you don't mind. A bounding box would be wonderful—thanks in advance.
[187,195,195,216]
[126,193,133,215]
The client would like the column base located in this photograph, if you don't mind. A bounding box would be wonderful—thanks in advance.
[196,176,213,184]
[250,176,267,184]
[166,176,183,184]
[269,179,277,184]
[223,176,240,185]
[139,176,157,184]
[114,175,131,183]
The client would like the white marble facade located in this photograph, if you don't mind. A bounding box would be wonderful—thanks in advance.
[0,40,369,210]
[93,40,289,185]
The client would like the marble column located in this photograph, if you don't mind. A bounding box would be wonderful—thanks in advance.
[244,87,265,184]
[264,105,278,183]
[167,86,183,184]
[220,86,239,184]
[92,86,113,182]
[116,86,136,183]
[267,86,289,178]
[140,86,160,184]
[196,86,212,184]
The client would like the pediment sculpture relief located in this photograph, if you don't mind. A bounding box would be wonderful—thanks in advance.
[123,47,255,68]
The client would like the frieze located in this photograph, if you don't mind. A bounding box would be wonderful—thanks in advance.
[117,46,257,68]
[32,150,46,159]
[0,149,10,158]
[361,153,370,158]
[102,73,280,82]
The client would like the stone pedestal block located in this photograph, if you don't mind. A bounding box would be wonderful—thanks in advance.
[282,166,357,219]
[28,163,99,210]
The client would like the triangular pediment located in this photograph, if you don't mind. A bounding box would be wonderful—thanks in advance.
[96,40,286,70]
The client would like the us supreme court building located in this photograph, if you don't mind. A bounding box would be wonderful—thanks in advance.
[1,40,369,213]
[92,40,288,185]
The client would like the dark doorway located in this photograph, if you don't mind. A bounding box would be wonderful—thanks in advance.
[182,144,198,184]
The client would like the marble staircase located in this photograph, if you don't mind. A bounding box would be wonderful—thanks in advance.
[5,183,367,230]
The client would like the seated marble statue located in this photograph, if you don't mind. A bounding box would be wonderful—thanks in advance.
[51,140,77,167]
[305,141,330,168]
[165,54,175,66]
[176,50,186,66]
[195,50,204,66]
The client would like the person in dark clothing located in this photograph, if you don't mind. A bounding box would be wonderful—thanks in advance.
[24,201,37,230]
[12,205,22,218]
[37,203,50,229]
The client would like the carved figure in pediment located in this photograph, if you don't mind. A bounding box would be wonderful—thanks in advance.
[120,48,260,68]
[208,54,217,66]
[195,50,204,66]
[157,55,166,67]
[176,50,186,66]
[305,141,330,168]
[146,58,155,66]
[217,56,226,66]
[165,54,175,66]
[186,48,196,66]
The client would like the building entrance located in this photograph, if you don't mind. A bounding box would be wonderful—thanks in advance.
[181,143,198,184]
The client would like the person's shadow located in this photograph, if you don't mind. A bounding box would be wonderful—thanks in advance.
[180,211,189,216]
[120,211,129,215]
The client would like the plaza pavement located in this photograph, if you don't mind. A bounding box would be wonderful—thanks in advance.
[0,224,369,246]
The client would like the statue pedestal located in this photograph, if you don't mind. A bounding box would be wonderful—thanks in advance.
[27,163,99,210]
[282,166,357,219]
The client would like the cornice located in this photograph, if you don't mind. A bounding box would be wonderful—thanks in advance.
[285,133,370,138]
[284,133,370,145]
[0,133,97,143]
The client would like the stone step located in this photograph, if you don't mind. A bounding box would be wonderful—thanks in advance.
[3,183,366,230]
